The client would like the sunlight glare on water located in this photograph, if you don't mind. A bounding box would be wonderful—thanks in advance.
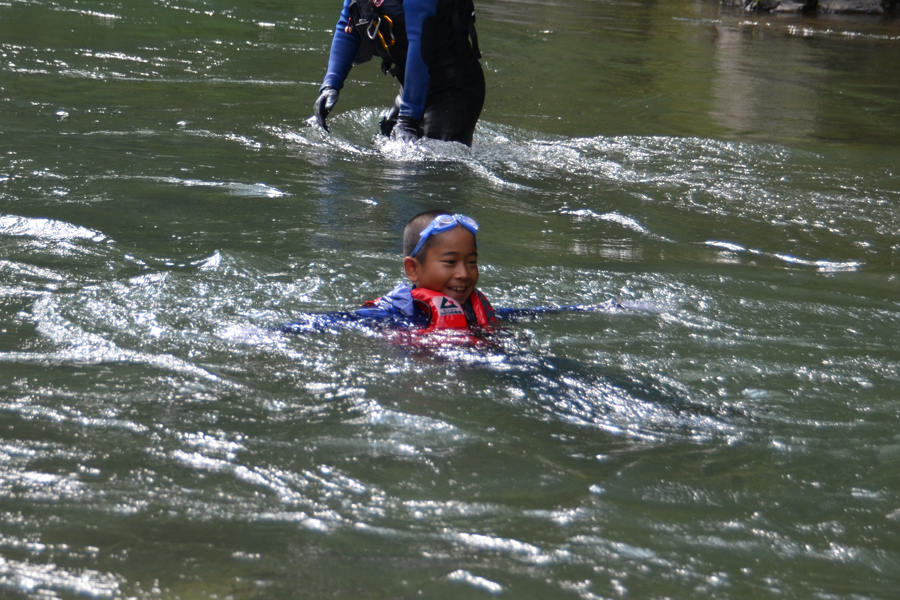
[2,0,900,599]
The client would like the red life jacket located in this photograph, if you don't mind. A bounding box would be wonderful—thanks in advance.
[409,287,495,333]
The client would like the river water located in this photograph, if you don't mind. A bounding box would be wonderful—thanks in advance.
[1,1,899,598]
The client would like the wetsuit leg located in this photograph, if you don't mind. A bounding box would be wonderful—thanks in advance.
[421,60,485,146]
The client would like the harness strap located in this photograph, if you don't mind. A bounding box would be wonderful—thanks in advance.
[467,4,481,59]
[348,0,400,75]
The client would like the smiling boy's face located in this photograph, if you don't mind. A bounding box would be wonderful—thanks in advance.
[403,225,478,305]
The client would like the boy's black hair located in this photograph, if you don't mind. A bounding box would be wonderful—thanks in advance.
[403,209,452,260]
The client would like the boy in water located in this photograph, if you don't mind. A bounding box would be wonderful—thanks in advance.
[281,210,621,335]
[371,209,496,331]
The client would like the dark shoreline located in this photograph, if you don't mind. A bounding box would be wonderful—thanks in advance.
[722,0,898,14]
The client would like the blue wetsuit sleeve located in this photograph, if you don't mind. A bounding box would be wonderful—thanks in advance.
[281,301,430,334]
[281,300,634,332]
[321,0,360,91]
[281,307,418,334]
[493,299,626,322]
[281,284,428,334]
[399,0,439,119]
[281,311,367,334]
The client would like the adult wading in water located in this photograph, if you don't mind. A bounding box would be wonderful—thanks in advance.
[313,0,484,146]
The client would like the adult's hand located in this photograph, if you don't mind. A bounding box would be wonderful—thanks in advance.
[391,116,422,143]
[379,94,402,136]
[313,86,340,132]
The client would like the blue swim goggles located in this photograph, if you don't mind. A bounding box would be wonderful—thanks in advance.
[410,213,479,258]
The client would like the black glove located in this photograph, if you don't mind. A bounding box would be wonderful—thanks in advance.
[391,116,422,143]
[379,94,402,136]
[313,86,339,132]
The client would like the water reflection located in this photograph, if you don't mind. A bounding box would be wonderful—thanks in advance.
[709,8,900,145]
[2,0,900,599]
[713,25,818,140]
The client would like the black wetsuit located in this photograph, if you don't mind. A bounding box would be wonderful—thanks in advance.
[321,0,484,145]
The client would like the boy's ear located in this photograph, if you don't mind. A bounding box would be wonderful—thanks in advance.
[403,256,420,283]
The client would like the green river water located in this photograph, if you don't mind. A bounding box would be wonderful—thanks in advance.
[1,1,899,598]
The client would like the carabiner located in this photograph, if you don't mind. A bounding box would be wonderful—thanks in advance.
[367,16,381,40]
[381,15,396,46]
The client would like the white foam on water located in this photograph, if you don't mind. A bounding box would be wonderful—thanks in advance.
[447,570,505,595]
[0,557,123,599]
[706,240,863,271]
[0,214,107,243]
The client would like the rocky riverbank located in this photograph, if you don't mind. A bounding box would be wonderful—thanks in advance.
[724,0,897,13]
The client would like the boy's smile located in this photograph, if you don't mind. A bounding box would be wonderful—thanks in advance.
[404,225,478,305]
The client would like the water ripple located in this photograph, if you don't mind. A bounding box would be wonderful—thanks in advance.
[0,214,106,243]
